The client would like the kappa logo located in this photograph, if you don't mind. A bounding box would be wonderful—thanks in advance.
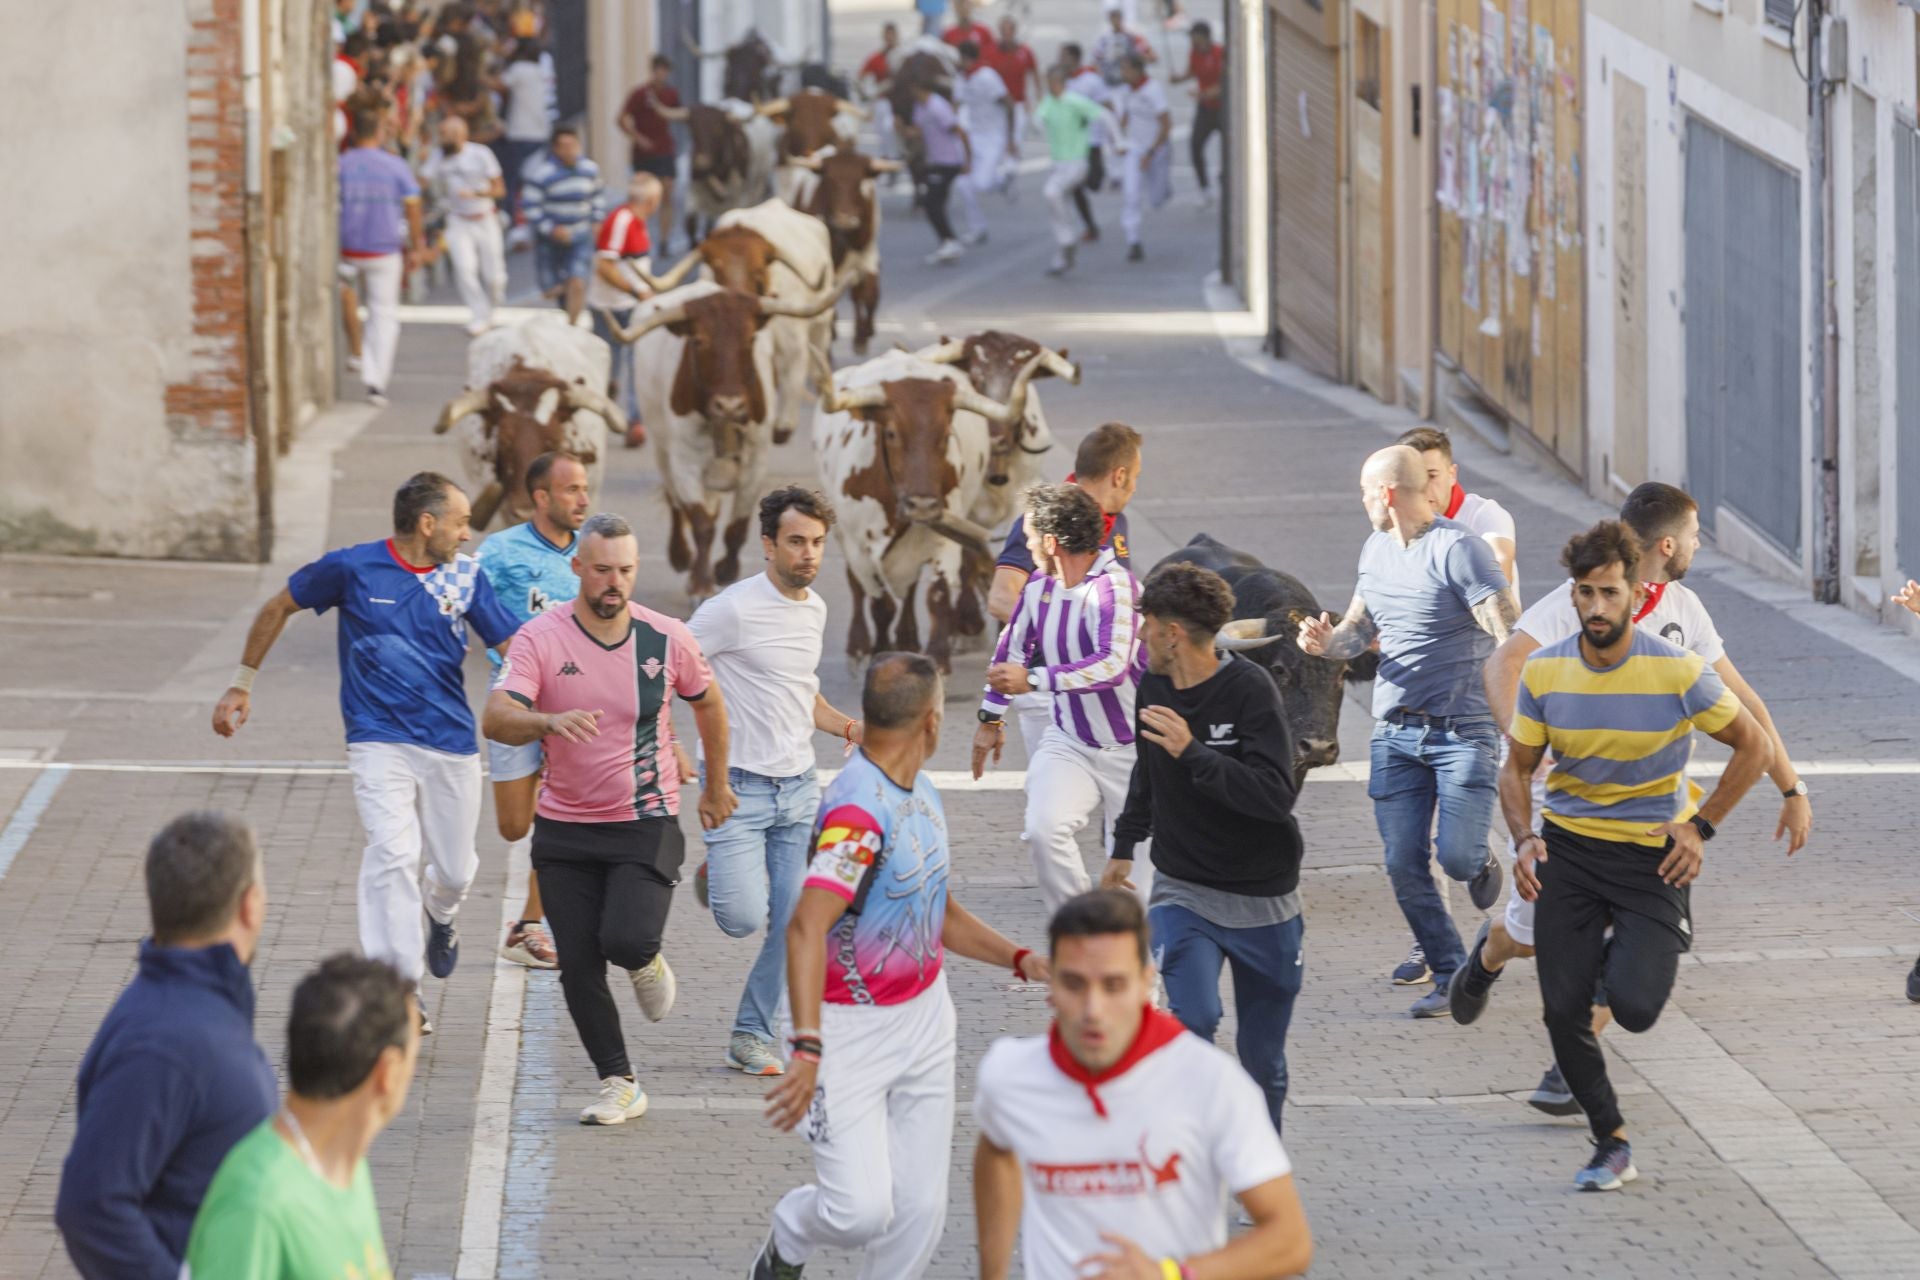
[558,661,583,676]
[641,656,665,680]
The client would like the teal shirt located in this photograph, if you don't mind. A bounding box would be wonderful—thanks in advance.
[1035,90,1105,164]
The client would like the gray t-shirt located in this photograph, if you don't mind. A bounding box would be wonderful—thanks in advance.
[1151,871,1302,929]
[1355,516,1509,720]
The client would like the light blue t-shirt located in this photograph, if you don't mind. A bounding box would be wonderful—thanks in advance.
[1354,516,1509,721]
[474,521,579,670]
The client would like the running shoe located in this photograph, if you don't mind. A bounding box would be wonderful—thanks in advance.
[961,228,989,246]
[629,953,677,1022]
[1126,243,1144,262]
[1527,1064,1583,1116]
[501,920,558,970]
[695,858,710,908]
[345,354,362,374]
[1908,955,1920,1003]
[1409,974,1453,1019]
[365,387,389,408]
[426,917,460,979]
[1573,1135,1637,1191]
[749,1231,805,1279]
[419,1011,434,1036]
[1392,943,1431,985]
[580,1075,649,1126]
[727,1032,785,1077]
[1081,226,1100,243]
[1449,919,1501,1025]
[926,239,964,265]
[1468,851,1505,910]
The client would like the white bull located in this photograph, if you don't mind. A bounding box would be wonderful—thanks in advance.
[812,347,1047,672]
[433,313,622,529]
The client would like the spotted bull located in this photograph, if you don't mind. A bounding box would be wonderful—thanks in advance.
[795,148,901,354]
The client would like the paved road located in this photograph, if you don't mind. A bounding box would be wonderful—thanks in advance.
[6,2,1920,1276]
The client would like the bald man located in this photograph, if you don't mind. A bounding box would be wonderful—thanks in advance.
[1300,446,1521,1017]
[421,114,507,336]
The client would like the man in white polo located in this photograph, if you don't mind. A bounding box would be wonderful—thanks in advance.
[421,114,506,336]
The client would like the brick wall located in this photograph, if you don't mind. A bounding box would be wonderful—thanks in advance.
[167,0,250,441]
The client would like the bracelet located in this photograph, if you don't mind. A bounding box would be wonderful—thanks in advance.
[790,1047,821,1064]
[1011,948,1032,981]
[229,664,258,694]
[843,719,859,742]
[789,1027,821,1040]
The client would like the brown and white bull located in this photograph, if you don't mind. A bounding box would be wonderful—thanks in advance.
[792,148,901,355]
[683,103,780,245]
[812,347,1046,671]
[755,89,868,205]
[606,281,839,598]
[433,314,624,529]
[637,201,838,445]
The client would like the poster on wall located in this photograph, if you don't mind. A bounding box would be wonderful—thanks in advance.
[1438,88,1459,211]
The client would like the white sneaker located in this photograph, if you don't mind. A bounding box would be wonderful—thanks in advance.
[579,1075,648,1125]
[926,239,964,265]
[365,387,388,408]
[629,953,677,1022]
[961,228,988,247]
[345,354,362,374]
[1197,190,1216,209]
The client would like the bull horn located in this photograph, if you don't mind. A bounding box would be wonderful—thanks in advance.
[1038,346,1081,384]
[683,31,721,58]
[618,300,693,344]
[927,514,993,557]
[1215,619,1284,651]
[562,382,628,435]
[868,157,907,174]
[634,248,704,293]
[760,274,849,319]
[770,243,829,293]
[435,386,491,434]
[756,97,792,117]
[809,346,886,413]
[471,480,505,531]
[788,151,824,172]
[953,350,1048,426]
[913,338,967,364]
[834,97,872,120]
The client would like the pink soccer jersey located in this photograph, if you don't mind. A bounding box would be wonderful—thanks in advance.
[498,603,712,822]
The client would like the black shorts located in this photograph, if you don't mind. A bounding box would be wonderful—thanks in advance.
[531,814,686,878]
[631,153,678,179]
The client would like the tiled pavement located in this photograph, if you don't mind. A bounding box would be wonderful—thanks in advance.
[6,0,1920,1275]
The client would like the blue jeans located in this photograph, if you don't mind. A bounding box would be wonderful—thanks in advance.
[1368,716,1501,978]
[700,767,819,1042]
[535,233,595,294]
[590,308,639,424]
[1150,904,1304,1135]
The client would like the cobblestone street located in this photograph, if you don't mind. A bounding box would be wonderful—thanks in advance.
[6,2,1920,1276]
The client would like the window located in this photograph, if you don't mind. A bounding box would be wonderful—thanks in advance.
[1763,0,1795,31]
[1355,15,1381,109]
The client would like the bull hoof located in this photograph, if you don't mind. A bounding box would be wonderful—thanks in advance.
[668,544,692,573]
[715,557,741,586]
[852,337,870,356]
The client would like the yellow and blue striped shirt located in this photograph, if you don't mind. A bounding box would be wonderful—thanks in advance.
[1510,630,1740,847]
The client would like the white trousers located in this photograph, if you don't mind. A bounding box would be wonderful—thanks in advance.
[444,212,506,328]
[1025,727,1149,912]
[1120,153,1147,246]
[872,99,897,161]
[1044,159,1089,249]
[1501,768,1552,947]
[354,252,404,393]
[347,741,483,982]
[773,976,956,1280]
[1011,691,1053,758]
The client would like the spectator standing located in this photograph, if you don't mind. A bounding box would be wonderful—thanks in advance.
[421,114,506,336]
[498,40,554,234]
[619,55,689,256]
[1170,20,1225,206]
[337,108,425,407]
[184,956,421,1277]
[906,80,970,265]
[55,814,276,1280]
[523,125,606,323]
[587,173,664,441]
[1116,53,1171,262]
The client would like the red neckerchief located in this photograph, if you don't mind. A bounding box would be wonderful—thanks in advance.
[1634,580,1667,623]
[1063,472,1118,543]
[1444,482,1466,519]
[1047,1006,1185,1119]
[386,539,435,575]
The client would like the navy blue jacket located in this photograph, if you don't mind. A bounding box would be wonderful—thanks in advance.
[56,941,277,1280]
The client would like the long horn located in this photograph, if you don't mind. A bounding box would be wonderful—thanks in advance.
[756,97,792,117]
[562,382,628,435]
[435,386,491,434]
[913,338,967,364]
[617,300,693,344]
[788,151,824,172]
[927,514,992,557]
[834,97,872,120]
[868,157,907,174]
[1038,346,1081,384]
[760,274,850,318]
[769,243,828,293]
[1215,619,1284,651]
[633,248,704,293]
[683,31,722,58]
[809,346,886,412]
[953,350,1047,425]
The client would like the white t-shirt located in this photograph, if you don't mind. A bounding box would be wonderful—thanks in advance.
[687,572,827,777]
[1450,490,1517,597]
[1515,577,1726,663]
[421,143,502,218]
[501,59,552,141]
[973,1023,1293,1279]
[960,66,1011,141]
[1119,77,1168,152]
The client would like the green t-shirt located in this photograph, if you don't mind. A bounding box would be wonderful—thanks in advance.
[185,1120,392,1280]
[1035,90,1106,164]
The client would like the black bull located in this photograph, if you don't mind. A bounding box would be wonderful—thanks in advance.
[1153,534,1379,786]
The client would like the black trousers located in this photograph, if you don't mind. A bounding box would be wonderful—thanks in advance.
[533,818,681,1079]
[1191,106,1225,190]
[1073,146,1106,233]
[1533,823,1691,1140]
[922,164,962,243]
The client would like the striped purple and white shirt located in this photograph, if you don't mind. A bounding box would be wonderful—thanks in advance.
[981,547,1145,748]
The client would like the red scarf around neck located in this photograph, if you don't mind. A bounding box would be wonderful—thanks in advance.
[1047,1006,1185,1118]
[1634,580,1667,622]
[1444,482,1466,519]
[1061,472,1117,542]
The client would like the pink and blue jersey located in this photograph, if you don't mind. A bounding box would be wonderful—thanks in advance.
[288,539,520,756]
[804,750,951,1006]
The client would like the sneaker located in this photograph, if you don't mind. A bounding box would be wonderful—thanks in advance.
[426,917,459,979]
[624,419,648,448]
[695,858,710,908]
[629,953,677,1022]
[419,1011,434,1036]
[1197,189,1216,209]
[1908,955,1920,1002]
[926,239,964,264]
[580,1075,649,1125]
[727,1032,785,1077]
[1469,851,1505,910]
[501,920,559,970]
[365,387,389,408]
[1126,242,1144,262]
[1409,975,1453,1019]
[1449,919,1501,1025]
[1573,1135,1637,1191]
[345,353,362,374]
[961,228,988,247]
[1081,226,1100,243]
[1392,943,1431,985]
[1527,1064,1583,1116]
[749,1231,805,1279]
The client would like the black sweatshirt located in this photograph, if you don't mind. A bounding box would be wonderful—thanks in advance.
[1111,653,1304,897]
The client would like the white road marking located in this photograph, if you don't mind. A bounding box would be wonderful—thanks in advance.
[0,765,71,883]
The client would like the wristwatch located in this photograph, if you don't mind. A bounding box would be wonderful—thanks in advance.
[1687,813,1716,842]
[977,710,1003,725]
[1782,780,1809,799]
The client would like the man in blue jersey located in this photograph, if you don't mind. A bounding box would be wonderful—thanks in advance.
[474,451,592,969]
[212,473,520,1025]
